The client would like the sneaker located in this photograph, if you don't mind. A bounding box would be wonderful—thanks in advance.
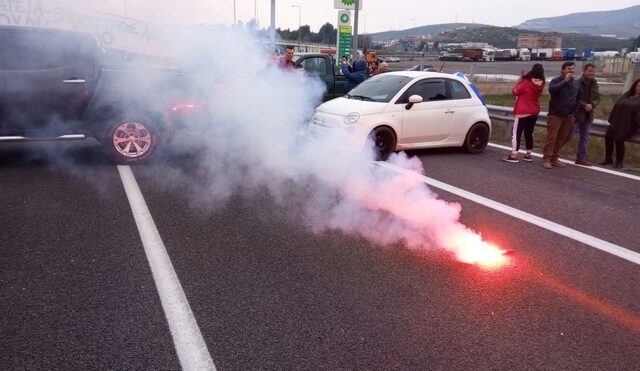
[502,154,519,163]
[551,160,566,167]
[543,162,552,169]
[575,159,592,166]
[522,154,533,162]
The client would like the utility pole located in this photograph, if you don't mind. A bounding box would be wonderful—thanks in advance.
[352,0,359,61]
[270,0,275,52]
[291,5,301,49]
[363,13,368,52]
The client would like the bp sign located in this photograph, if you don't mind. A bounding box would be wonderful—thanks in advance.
[334,0,362,10]
[336,10,352,65]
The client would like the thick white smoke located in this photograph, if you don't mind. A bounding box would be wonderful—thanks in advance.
[156,26,495,265]
[2,0,496,265]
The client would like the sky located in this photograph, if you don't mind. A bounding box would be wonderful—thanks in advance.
[68,0,639,34]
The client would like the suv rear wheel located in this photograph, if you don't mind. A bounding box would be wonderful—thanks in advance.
[104,118,159,164]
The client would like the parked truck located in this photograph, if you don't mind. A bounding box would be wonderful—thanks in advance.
[495,49,517,61]
[531,48,553,60]
[561,48,576,60]
[546,49,565,61]
[518,48,531,61]
[452,48,494,62]
[0,26,205,164]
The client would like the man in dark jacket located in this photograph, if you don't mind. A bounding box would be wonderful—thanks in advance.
[565,63,600,166]
[542,62,579,169]
[341,58,368,92]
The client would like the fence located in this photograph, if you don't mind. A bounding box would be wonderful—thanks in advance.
[486,105,640,144]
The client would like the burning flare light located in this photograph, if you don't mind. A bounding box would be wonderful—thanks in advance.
[451,232,510,269]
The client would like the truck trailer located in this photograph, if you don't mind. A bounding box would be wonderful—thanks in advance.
[452,48,494,62]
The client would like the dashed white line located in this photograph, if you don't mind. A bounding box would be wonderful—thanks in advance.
[489,143,640,181]
[376,161,640,266]
[118,165,216,371]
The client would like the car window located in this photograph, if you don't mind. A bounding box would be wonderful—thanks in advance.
[3,29,86,70]
[347,74,413,102]
[297,57,327,76]
[449,80,472,99]
[400,79,449,103]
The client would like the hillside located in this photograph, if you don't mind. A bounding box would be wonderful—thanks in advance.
[437,26,632,51]
[369,23,490,42]
[517,5,640,38]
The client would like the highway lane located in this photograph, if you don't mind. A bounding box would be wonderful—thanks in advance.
[131,144,640,370]
[0,142,181,370]
[2,140,639,370]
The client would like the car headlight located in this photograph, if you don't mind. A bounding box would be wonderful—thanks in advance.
[344,112,360,125]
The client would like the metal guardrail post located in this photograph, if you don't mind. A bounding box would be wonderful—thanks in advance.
[486,104,640,144]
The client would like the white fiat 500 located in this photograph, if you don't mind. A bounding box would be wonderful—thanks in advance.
[309,71,491,160]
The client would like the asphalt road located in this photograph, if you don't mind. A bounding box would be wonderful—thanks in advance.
[2,140,639,370]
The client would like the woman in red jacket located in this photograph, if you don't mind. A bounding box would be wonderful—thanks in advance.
[503,64,546,162]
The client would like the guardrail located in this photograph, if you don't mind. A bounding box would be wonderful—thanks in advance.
[486,105,640,144]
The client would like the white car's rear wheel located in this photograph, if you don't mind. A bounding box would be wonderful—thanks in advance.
[463,123,489,154]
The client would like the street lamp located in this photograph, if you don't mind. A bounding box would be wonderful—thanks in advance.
[291,4,301,49]
[254,0,258,30]
[362,13,368,51]
[233,0,236,26]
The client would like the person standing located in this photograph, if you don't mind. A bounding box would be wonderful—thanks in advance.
[503,64,546,163]
[277,46,296,70]
[600,78,640,168]
[565,63,600,166]
[542,62,579,169]
[340,58,368,92]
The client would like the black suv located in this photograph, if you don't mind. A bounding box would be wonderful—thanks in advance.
[0,26,195,163]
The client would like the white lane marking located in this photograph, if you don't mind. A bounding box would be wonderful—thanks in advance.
[376,161,640,266]
[489,143,640,181]
[117,165,216,371]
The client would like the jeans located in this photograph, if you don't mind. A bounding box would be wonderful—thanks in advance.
[565,120,592,160]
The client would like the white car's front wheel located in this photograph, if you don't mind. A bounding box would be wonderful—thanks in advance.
[370,126,396,161]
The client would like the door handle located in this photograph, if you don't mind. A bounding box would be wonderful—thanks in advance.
[62,79,86,84]
[444,109,455,114]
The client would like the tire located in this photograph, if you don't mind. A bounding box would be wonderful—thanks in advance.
[104,117,159,164]
[463,123,490,154]
[370,126,396,161]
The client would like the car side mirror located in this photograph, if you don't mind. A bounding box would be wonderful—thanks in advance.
[405,94,423,110]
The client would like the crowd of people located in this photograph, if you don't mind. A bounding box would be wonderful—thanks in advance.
[272,46,639,168]
[504,61,640,169]
[272,45,389,91]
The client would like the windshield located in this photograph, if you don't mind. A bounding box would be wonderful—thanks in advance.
[346,74,413,103]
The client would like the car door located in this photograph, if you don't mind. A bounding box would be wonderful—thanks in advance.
[2,28,97,135]
[297,56,337,101]
[445,78,478,143]
[397,78,457,146]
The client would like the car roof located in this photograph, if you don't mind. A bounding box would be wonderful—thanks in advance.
[383,71,466,81]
